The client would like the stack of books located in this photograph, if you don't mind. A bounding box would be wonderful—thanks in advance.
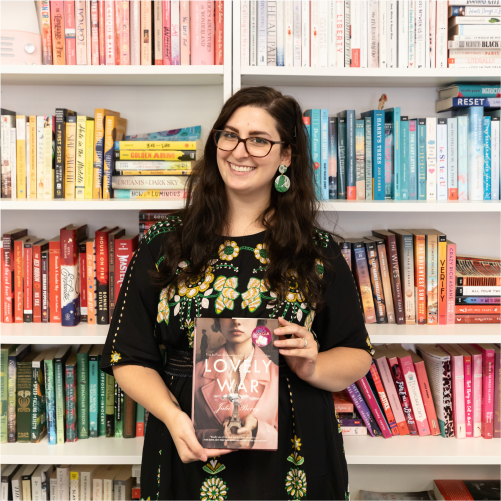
[138,210,176,240]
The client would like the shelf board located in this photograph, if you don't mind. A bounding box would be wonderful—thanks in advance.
[1,65,224,87]
[240,67,501,88]
[2,199,500,212]
[2,322,500,345]
[2,434,499,465]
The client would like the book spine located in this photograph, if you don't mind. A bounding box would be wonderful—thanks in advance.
[376,241,395,323]
[104,0,116,64]
[385,123,393,199]
[356,377,392,438]
[16,362,32,442]
[250,0,257,66]
[15,116,26,199]
[468,352,483,437]
[41,250,48,322]
[300,0,308,67]
[141,0,153,64]
[353,244,377,323]
[7,355,17,442]
[435,0,448,68]
[484,117,492,200]
[317,1,328,67]
[154,0,163,64]
[64,0,76,65]
[365,117,372,200]
[44,359,56,444]
[451,352,467,438]
[30,365,39,441]
[35,116,45,199]
[109,235,117,319]
[414,234,427,325]
[491,117,500,200]
[136,403,145,436]
[106,375,115,436]
[328,117,338,199]
[181,1,191,65]
[386,0,397,68]
[75,117,86,199]
[400,117,409,200]
[61,228,81,327]
[65,363,77,442]
[447,117,458,200]
[43,116,55,200]
[345,383,382,437]
[320,110,329,200]
[429,0,436,67]
[426,117,437,200]
[409,119,417,200]
[437,118,448,200]
[84,119,94,199]
[51,1,66,64]
[130,0,141,64]
[40,0,53,64]
[77,352,89,439]
[28,117,35,199]
[75,1,88,64]
[23,244,33,322]
[10,125,16,199]
[32,244,42,323]
[355,120,365,199]
[369,362,398,434]
[438,235,447,325]
[446,241,456,325]
[336,0,345,68]
[468,106,485,200]
[425,233,438,324]
[408,0,416,68]
[284,1,293,66]
[64,117,77,199]
[120,0,131,65]
[385,234,405,324]
[455,315,501,322]
[479,346,495,438]
[368,0,378,68]
[494,347,501,438]
[415,0,425,67]
[350,0,360,67]
[87,240,96,324]
[163,0,172,64]
[49,240,61,323]
[171,0,180,64]
[89,356,99,437]
[55,360,66,444]
[344,0,350,66]
[13,239,24,323]
[267,1,277,66]
[371,111,384,200]
[54,109,66,199]
[310,1,319,67]
[90,1,99,64]
[96,231,110,324]
[366,243,386,323]
[457,116,469,200]
[414,359,441,436]
[2,235,13,322]
[398,0,409,68]
[79,243,87,320]
[464,354,473,438]
[346,110,356,200]
[99,368,107,436]
[337,117,347,199]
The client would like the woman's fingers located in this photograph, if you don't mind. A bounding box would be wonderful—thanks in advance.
[204,448,234,457]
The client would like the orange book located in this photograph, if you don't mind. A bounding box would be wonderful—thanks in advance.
[332,390,354,413]
[49,236,61,323]
[409,230,427,325]
[437,232,447,325]
[51,1,66,65]
[14,236,32,323]
[86,239,96,324]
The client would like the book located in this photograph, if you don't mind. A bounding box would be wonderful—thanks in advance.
[55,346,71,444]
[16,351,38,443]
[89,344,102,438]
[365,239,387,323]
[95,226,118,325]
[65,353,78,442]
[77,345,92,439]
[103,116,128,198]
[433,480,501,501]
[7,345,29,443]
[49,236,61,323]
[350,239,377,324]
[368,361,398,435]
[360,109,385,200]
[345,382,382,437]
[31,350,48,443]
[474,343,496,439]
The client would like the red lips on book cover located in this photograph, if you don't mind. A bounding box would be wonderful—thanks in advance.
[192,317,279,450]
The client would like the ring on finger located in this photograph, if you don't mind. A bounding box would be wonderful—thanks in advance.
[303,338,308,349]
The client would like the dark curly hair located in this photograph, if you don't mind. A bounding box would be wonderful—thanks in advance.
[150,86,339,309]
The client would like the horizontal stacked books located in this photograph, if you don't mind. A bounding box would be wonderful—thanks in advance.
[138,210,176,240]
[1,464,141,501]
[333,390,368,435]
[28,1,223,66]
[340,230,500,326]
[304,95,500,201]
[347,343,501,440]
[448,2,501,68]
[240,0,492,69]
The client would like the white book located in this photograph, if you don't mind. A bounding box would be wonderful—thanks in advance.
[328,0,337,66]
[449,40,501,48]
[454,33,501,40]
[351,0,361,66]
[93,478,103,501]
[258,0,267,65]
[458,115,469,201]
[437,118,448,200]
[344,0,351,66]
[131,466,141,478]
[43,120,52,200]
[435,0,447,68]
[170,0,180,64]
[36,116,45,200]
[336,0,345,67]
[360,0,368,68]
[450,15,501,25]
[80,467,96,501]
[15,116,25,199]
[69,468,80,501]
[293,0,302,66]
[310,0,319,66]
[26,121,30,199]
[368,0,378,67]
[86,0,91,64]
[103,479,113,501]
[250,0,258,65]
[387,0,397,68]
[398,0,409,68]
[267,0,277,65]
[449,62,501,68]
[447,117,458,200]
[449,0,500,4]
[285,1,294,66]
[416,0,426,68]
[1,117,12,199]
[318,1,328,66]
[460,6,501,15]
[10,128,16,200]
[426,117,437,200]
[50,476,57,501]
[450,49,500,56]
[277,0,284,65]
[241,0,250,66]
[56,466,70,501]
[379,0,387,67]
[429,0,436,67]
[468,108,485,201]
[301,0,310,67]
[491,118,500,200]
[130,0,141,65]
[11,468,23,501]
[409,0,416,68]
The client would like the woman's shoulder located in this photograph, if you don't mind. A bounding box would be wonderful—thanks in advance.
[141,213,183,260]
[312,228,343,259]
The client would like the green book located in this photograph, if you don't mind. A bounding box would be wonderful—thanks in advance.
[43,347,59,445]
[54,345,71,444]
[105,374,115,437]
[31,350,48,443]
[114,381,124,438]
[136,403,145,437]
[99,366,107,437]
[1,344,18,443]
[89,345,102,438]
[16,352,38,443]
[7,344,30,443]
[65,353,78,442]
[77,345,93,439]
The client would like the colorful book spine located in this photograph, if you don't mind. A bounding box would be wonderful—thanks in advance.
[91,1,99,65]
[75,117,86,199]
[130,0,140,64]
[475,344,495,439]
[49,237,61,323]
[446,240,457,325]
[64,0,77,64]
[491,117,500,200]
[104,117,127,198]
[384,123,393,198]
[385,108,401,199]
[438,233,448,325]
[86,240,96,324]
[369,362,398,435]
[84,118,95,199]
[366,241,386,324]
[89,350,100,438]
[106,373,115,436]
[463,351,473,438]
[413,232,427,325]
[373,237,396,324]
[99,367,107,436]
[171,0,180,64]
[7,349,20,443]
[468,106,485,200]
[136,403,145,436]
[465,346,484,438]
[55,357,65,444]
[494,345,501,438]
[320,109,329,200]
[437,118,448,200]
[352,241,377,324]
[181,0,191,65]
[43,116,55,200]
[399,116,410,200]
[36,116,45,199]
[41,250,49,322]
[337,116,347,199]
[75,0,88,64]
[328,117,338,199]
[457,116,469,200]
[360,110,384,200]
[1,346,15,443]
[51,1,66,64]
[447,117,458,200]
[425,232,438,325]
[64,116,77,199]
[96,228,114,324]
[29,116,37,199]
[65,357,77,442]
[40,0,53,64]
[305,109,322,199]
[104,0,115,64]
[345,383,382,437]
[77,349,89,439]
[154,0,162,65]
[408,119,417,200]
[44,356,56,444]
[23,240,34,322]
[163,0,172,64]
[426,117,437,200]
[355,119,365,200]
[108,229,125,319]
[16,358,33,442]
[484,116,492,200]
[15,116,26,199]
[356,375,392,438]
[346,110,356,200]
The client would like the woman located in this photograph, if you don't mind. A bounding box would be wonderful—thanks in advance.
[101,86,374,500]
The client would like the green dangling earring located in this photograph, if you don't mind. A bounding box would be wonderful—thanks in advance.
[274,164,290,193]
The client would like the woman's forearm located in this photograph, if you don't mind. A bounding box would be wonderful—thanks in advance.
[302,347,372,392]
[112,365,182,428]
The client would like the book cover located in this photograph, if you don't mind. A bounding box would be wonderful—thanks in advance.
[17,352,37,443]
[345,382,382,437]
[64,116,77,200]
[355,119,365,200]
[89,344,102,438]
[361,110,385,200]
[365,240,387,323]
[350,239,377,324]
[192,317,279,450]
[51,1,66,64]
[474,343,496,439]
[103,116,127,198]
[55,108,76,199]
[65,353,78,442]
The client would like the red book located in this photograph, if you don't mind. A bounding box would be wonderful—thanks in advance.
[332,390,354,413]
[51,1,66,65]
[455,344,473,438]
[14,236,32,323]
[86,239,96,325]
[78,241,88,322]
[455,304,499,314]
[33,239,50,323]
[108,228,125,320]
[95,226,118,324]
[49,236,62,323]
[356,375,392,438]
[114,0,123,65]
[473,343,496,439]
[115,234,139,305]
[23,237,43,323]
[368,362,399,436]
[41,250,49,322]
[456,315,501,323]
[494,344,501,439]
[99,0,106,64]
[1,242,3,321]
[91,0,99,64]
[433,480,501,501]
[162,0,171,64]
[64,0,77,64]
[215,0,224,65]
[190,0,214,65]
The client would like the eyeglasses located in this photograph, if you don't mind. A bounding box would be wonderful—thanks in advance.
[212,129,286,158]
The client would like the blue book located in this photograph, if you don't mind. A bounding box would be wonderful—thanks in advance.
[492,116,500,200]
[320,109,329,200]
[89,348,100,438]
[417,119,427,200]
[484,116,492,200]
[439,84,501,98]
[400,116,410,200]
[468,107,485,201]
[408,119,417,200]
[304,109,322,199]
[338,110,356,199]
[457,116,468,200]
[337,117,347,199]
[384,124,393,199]
[328,117,338,199]
[364,116,372,200]
[361,110,385,200]
[124,126,202,141]
[437,97,501,112]
[385,108,401,199]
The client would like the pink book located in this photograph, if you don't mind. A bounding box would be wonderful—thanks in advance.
[90,1,100,65]
[163,0,172,64]
[373,346,409,435]
[460,344,483,438]
[215,0,224,65]
[473,343,496,439]
[446,240,456,324]
[190,0,214,65]
[368,362,399,435]
[130,0,141,64]
[180,0,190,65]
[356,376,393,439]
[409,350,441,436]
[387,344,431,436]
[120,0,130,64]
[114,0,123,64]
[171,0,180,64]
[104,1,115,64]
[494,344,501,438]
[154,0,163,64]
[439,344,466,439]
[75,0,88,64]
[86,0,91,63]
[455,344,473,438]
[99,0,106,64]
[64,0,77,65]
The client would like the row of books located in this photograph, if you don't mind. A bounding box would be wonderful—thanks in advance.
[304,103,500,201]
[240,0,501,70]
[36,0,223,66]
[1,463,141,501]
[1,226,139,326]
[346,343,500,440]
[339,230,500,326]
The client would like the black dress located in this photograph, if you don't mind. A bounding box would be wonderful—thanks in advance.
[100,217,375,501]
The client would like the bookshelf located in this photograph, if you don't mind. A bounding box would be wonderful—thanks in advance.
[1,1,500,497]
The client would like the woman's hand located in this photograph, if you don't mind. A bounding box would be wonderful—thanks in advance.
[222,414,257,449]
[274,316,318,381]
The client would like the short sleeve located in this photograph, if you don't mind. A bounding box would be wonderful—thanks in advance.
[311,234,375,357]
[100,235,164,378]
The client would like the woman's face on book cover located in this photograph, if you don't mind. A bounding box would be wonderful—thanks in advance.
[216,105,291,198]
[219,318,257,346]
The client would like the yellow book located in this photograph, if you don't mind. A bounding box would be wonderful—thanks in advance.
[84,118,95,199]
[15,116,27,198]
[43,116,54,200]
[29,116,37,199]
[117,140,202,150]
[119,170,193,175]
[117,150,195,161]
[103,116,127,199]
[93,108,120,199]
[64,117,77,199]
[75,116,88,199]
[36,116,46,199]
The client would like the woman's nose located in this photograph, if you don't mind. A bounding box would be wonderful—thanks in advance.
[233,140,249,158]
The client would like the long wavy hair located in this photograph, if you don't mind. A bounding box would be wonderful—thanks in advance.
[150,86,339,310]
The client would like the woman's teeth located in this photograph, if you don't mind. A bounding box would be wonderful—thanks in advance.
[229,162,256,172]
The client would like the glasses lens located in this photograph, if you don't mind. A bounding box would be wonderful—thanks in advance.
[215,131,239,151]
[246,137,272,157]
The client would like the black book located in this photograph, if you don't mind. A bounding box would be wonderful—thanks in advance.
[54,108,76,198]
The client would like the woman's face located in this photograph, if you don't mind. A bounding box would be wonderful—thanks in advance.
[216,105,291,197]
[219,318,258,345]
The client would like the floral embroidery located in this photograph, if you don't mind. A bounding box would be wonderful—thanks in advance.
[157,286,174,323]
[366,335,375,356]
[291,435,301,450]
[214,276,240,313]
[179,266,215,298]
[304,311,315,331]
[241,277,275,312]
[313,228,329,248]
[315,258,324,278]
[285,469,307,499]
[200,457,228,501]
[110,351,121,363]
[253,243,270,264]
[218,240,240,261]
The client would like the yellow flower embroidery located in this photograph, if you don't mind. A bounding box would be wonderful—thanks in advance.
[304,311,315,331]
[178,266,214,298]
[253,243,270,264]
[241,277,269,312]
[213,276,240,314]
[110,351,122,363]
[157,285,175,324]
[218,240,240,261]
[291,435,302,451]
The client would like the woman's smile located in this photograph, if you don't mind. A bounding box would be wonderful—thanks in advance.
[227,161,257,174]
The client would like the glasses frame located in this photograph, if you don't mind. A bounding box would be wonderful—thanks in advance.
[212,129,287,158]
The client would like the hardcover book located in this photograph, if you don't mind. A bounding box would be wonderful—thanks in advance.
[192,317,279,450]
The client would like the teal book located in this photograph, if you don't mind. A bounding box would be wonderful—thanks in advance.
[16,352,37,443]
[385,108,401,199]
[337,117,347,199]
[54,345,71,444]
[65,353,78,442]
[484,116,492,200]
[320,109,329,200]
[31,351,47,443]
[355,120,365,199]
[89,345,102,438]
[384,124,393,199]
[364,116,372,200]
[1,344,18,443]
[77,345,93,439]
[400,116,410,200]
[105,373,115,437]
[417,119,427,200]
[114,381,124,438]
[304,109,322,199]
[43,347,58,445]
[7,345,29,443]
[457,116,468,200]
[408,119,417,200]
[360,110,385,200]
[99,366,107,437]
[338,110,356,200]
[136,403,145,437]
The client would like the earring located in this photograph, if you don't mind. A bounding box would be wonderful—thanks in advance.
[274,165,290,193]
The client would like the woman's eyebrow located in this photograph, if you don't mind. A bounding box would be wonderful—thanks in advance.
[224,125,272,137]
